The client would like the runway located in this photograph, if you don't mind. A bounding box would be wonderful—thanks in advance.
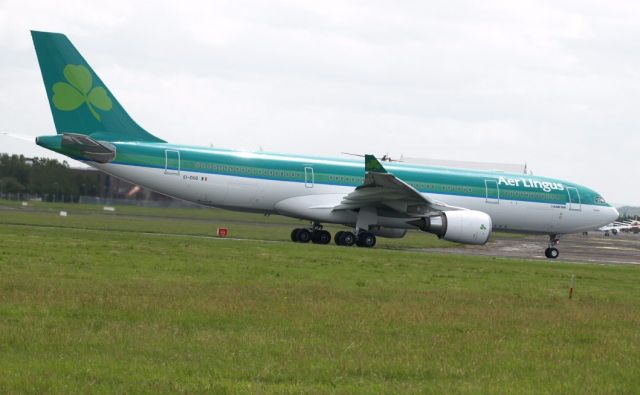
[422,232,640,265]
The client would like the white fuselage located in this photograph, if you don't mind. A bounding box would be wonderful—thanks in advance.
[94,162,618,235]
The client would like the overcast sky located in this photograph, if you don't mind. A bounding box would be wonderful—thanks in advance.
[1,0,639,204]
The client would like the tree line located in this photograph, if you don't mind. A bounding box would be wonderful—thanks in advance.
[0,154,99,201]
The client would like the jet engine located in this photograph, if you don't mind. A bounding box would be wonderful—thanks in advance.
[410,210,492,245]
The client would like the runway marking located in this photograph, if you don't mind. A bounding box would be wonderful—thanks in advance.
[594,246,639,251]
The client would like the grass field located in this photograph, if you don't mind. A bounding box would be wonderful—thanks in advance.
[0,201,639,393]
[0,200,459,249]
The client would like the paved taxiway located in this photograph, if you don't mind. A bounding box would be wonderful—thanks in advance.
[423,233,640,265]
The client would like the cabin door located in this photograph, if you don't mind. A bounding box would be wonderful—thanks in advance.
[485,179,499,204]
[164,149,180,175]
[567,187,581,211]
[304,166,314,188]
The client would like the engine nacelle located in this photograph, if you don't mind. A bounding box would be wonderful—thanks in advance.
[371,227,407,239]
[410,210,492,245]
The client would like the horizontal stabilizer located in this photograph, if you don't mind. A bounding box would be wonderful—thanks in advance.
[36,133,116,163]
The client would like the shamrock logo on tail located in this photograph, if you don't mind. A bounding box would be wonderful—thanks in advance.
[52,65,112,121]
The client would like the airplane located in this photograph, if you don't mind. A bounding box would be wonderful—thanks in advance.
[627,220,640,233]
[342,152,403,162]
[28,31,619,259]
[599,219,640,236]
[598,222,628,236]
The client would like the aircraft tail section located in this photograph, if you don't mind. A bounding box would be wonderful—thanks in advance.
[31,31,164,143]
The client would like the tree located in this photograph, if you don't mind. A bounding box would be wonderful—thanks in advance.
[0,154,99,201]
[0,177,25,194]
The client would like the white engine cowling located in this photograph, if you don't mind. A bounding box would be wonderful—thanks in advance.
[371,227,407,239]
[410,210,492,245]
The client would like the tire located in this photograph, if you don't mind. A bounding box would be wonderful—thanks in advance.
[311,230,330,244]
[296,228,311,243]
[548,247,559,259]
[291,228,300,242]
[357,232,376,248]
[317,230,331,245]
[335,231,345,245]
[342,232,355,246]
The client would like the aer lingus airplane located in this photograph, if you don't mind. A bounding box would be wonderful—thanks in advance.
[30,31,618,258]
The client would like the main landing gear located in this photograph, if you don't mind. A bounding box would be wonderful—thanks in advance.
[290,224,377,248]
[334,231,376,247]
[334,231,356,246]
[544,234,560,259]
[290,226,331,244]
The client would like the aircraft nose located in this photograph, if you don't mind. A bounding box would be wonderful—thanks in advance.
[609,207,620,222]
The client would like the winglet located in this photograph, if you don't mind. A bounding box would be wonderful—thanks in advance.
[365,154,387,173]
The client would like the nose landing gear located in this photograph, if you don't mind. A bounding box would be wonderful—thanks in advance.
[544,235,560,259]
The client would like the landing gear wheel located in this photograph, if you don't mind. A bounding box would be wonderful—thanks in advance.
[544,247,559,259]
[356,232,376,248]
[291,228,300,242]
[296,228,311,243]
[545,234,560,259]
[335,231,345,245]
[342,231,356,246]
[312,230,331,245]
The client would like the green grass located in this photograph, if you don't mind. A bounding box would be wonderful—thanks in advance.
[0,203,638,393]
[0,200,458,249]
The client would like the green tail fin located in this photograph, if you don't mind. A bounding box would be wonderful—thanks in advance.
[31,31,165,143]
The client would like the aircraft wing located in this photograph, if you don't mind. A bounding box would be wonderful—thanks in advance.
[333,155,460,215]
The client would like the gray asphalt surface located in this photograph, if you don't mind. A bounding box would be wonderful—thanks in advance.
[422,232,640,265]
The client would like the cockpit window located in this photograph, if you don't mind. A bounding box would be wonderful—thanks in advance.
[594,196,606,204]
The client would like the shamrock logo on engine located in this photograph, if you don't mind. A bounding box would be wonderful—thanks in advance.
[52,64,113,121]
